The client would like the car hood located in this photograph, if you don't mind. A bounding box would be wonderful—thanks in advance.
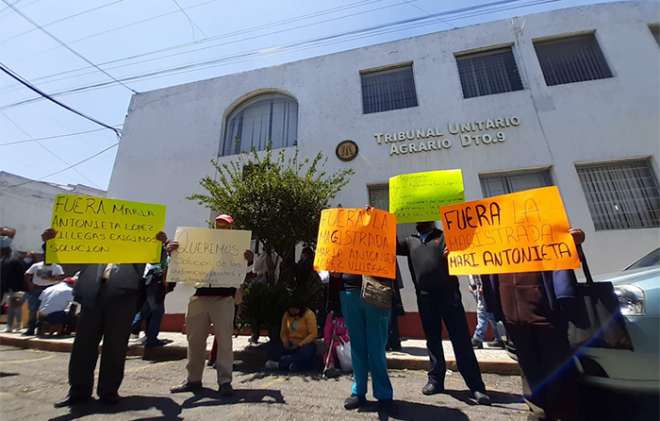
[593,266,660,291]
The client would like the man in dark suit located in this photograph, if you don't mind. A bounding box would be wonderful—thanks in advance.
[397,221,490,405]
[42,228,169,407]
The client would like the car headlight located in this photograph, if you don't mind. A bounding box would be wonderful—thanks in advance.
[614,285,645,316]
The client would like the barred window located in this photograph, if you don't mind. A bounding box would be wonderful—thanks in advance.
[361,65,418,114]
[534,34,612,86]
[480,169,553,197]
[367,184,416,237]
[577,160,660,230]
[456,47,523,98]
[650,25,660,47]
[222,94,297,156]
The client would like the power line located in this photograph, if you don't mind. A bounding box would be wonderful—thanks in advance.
[0,0,138,94]
[0,0,559,110]
[0,126,122,145]
[0,0,387,92]
[171,0,207,39]
[3,142,118,189]
[1,110,100,187]
[0,0,126,46]
[0,62,122,137]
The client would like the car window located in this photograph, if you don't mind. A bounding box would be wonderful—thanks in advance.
[625,248,660,270]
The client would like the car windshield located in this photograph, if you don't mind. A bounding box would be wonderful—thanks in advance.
[625,248,660,270]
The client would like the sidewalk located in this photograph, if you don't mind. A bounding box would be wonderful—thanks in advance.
[0,327,519,375]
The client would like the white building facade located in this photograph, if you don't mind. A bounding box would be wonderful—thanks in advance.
[109,1,660,318]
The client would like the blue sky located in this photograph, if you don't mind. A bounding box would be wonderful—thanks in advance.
[0,0,623,190]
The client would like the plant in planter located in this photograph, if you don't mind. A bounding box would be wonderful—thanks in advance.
[188,147,353,340]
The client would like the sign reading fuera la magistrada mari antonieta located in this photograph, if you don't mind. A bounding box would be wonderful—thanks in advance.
[374,116,521,156]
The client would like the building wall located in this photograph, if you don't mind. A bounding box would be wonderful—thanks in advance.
[109,1,660,320]
[0,172,106,253]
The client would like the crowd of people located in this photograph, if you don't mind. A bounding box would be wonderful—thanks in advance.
[0,216,587,420]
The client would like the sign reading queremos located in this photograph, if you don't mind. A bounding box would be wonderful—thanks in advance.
[374,116,521,156]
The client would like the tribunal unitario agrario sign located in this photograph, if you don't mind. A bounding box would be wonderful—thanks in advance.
[374,115,521,156]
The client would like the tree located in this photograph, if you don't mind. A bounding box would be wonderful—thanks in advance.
[188,147,353,337]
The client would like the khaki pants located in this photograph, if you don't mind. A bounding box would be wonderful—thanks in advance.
[185,296,235,386]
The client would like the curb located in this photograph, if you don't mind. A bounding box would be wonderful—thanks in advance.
[0,335,519,375]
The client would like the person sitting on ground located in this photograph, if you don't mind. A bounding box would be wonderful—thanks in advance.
[36,277,76,335]
[265,301,318,371]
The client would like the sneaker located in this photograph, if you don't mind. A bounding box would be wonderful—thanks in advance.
[471,338,483,349]
[129,334,139,340]
[218,383,234,397]
[422,382,444,395]
[264,360,279,370]
[144,339,168,349]
[170,381,202,393]
[485,339,505,349]
[323,367,341,378]
[4,328,13,333]
[472,390,491,406]
[22,330,35,336]
[248,336,259,345]
[344,394,366,410]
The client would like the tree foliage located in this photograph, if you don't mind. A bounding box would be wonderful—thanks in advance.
[188,147,353,262]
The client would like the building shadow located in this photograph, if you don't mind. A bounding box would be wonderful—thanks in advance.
[47,395,182,421]
[358,400,469,421]
[181,387,285,409]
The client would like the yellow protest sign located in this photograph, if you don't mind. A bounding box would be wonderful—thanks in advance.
[440,186,580,275]
[389,169,464,224]
[313,208,397,279]
[47,194,166,264]
[167,227,252,288]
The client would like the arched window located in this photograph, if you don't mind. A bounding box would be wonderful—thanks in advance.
[221,94,298,156]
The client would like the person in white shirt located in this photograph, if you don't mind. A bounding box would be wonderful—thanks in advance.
[36,278,76,335]
[24,259,64,335]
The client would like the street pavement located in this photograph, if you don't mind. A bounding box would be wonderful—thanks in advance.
[1,345,657,421]
[0,345,528,421]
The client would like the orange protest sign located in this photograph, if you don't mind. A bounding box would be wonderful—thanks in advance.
[440,186,580,275]
[313,208,397,279]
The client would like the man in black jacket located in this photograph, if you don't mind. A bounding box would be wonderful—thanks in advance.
[397,221,489,405]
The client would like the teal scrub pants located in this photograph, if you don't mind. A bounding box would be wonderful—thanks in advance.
[340,289,393,400]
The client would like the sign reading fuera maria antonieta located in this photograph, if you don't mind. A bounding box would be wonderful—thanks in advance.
[374,116,521,156]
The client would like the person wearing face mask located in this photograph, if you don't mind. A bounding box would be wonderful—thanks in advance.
[397,221,490,405]
[1,227,26,333]
[265,301,318,371]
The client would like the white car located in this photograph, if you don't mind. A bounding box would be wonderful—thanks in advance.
[576,249,660,394]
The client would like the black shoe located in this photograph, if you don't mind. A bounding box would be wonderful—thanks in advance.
[344,395,366,410]
[218,383,234,397]
[422,382,444,395]
[22,330,35,336]
[53,395,92,408]
[472,390,491,406]
[471,338,483,349]
[377,399,398,415]
[99,394,120,405]
[170,381,202,393]
[144,339,168,348]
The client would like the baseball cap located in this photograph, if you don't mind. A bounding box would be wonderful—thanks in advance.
[215,214,234,224]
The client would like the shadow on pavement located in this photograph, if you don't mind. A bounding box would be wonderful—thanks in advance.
[444,388,524,406]
[367,400,469,421]
[181,387,285,409]
[47,395,183,421]
[0,372,18,378]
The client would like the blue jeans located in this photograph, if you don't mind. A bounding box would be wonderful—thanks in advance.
[268,342,316,371]
[340,289,393,400]
[130,285,164,346]
[26,286,46,332]
[473,305,505,342]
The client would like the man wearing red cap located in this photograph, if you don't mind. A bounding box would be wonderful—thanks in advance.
[169,214,253,396]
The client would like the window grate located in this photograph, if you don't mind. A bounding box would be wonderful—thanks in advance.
[480,170,553,197]
[534,34,612,86]
[361,65,418,114]
[456,47,524,98]
[577,160,660,230]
